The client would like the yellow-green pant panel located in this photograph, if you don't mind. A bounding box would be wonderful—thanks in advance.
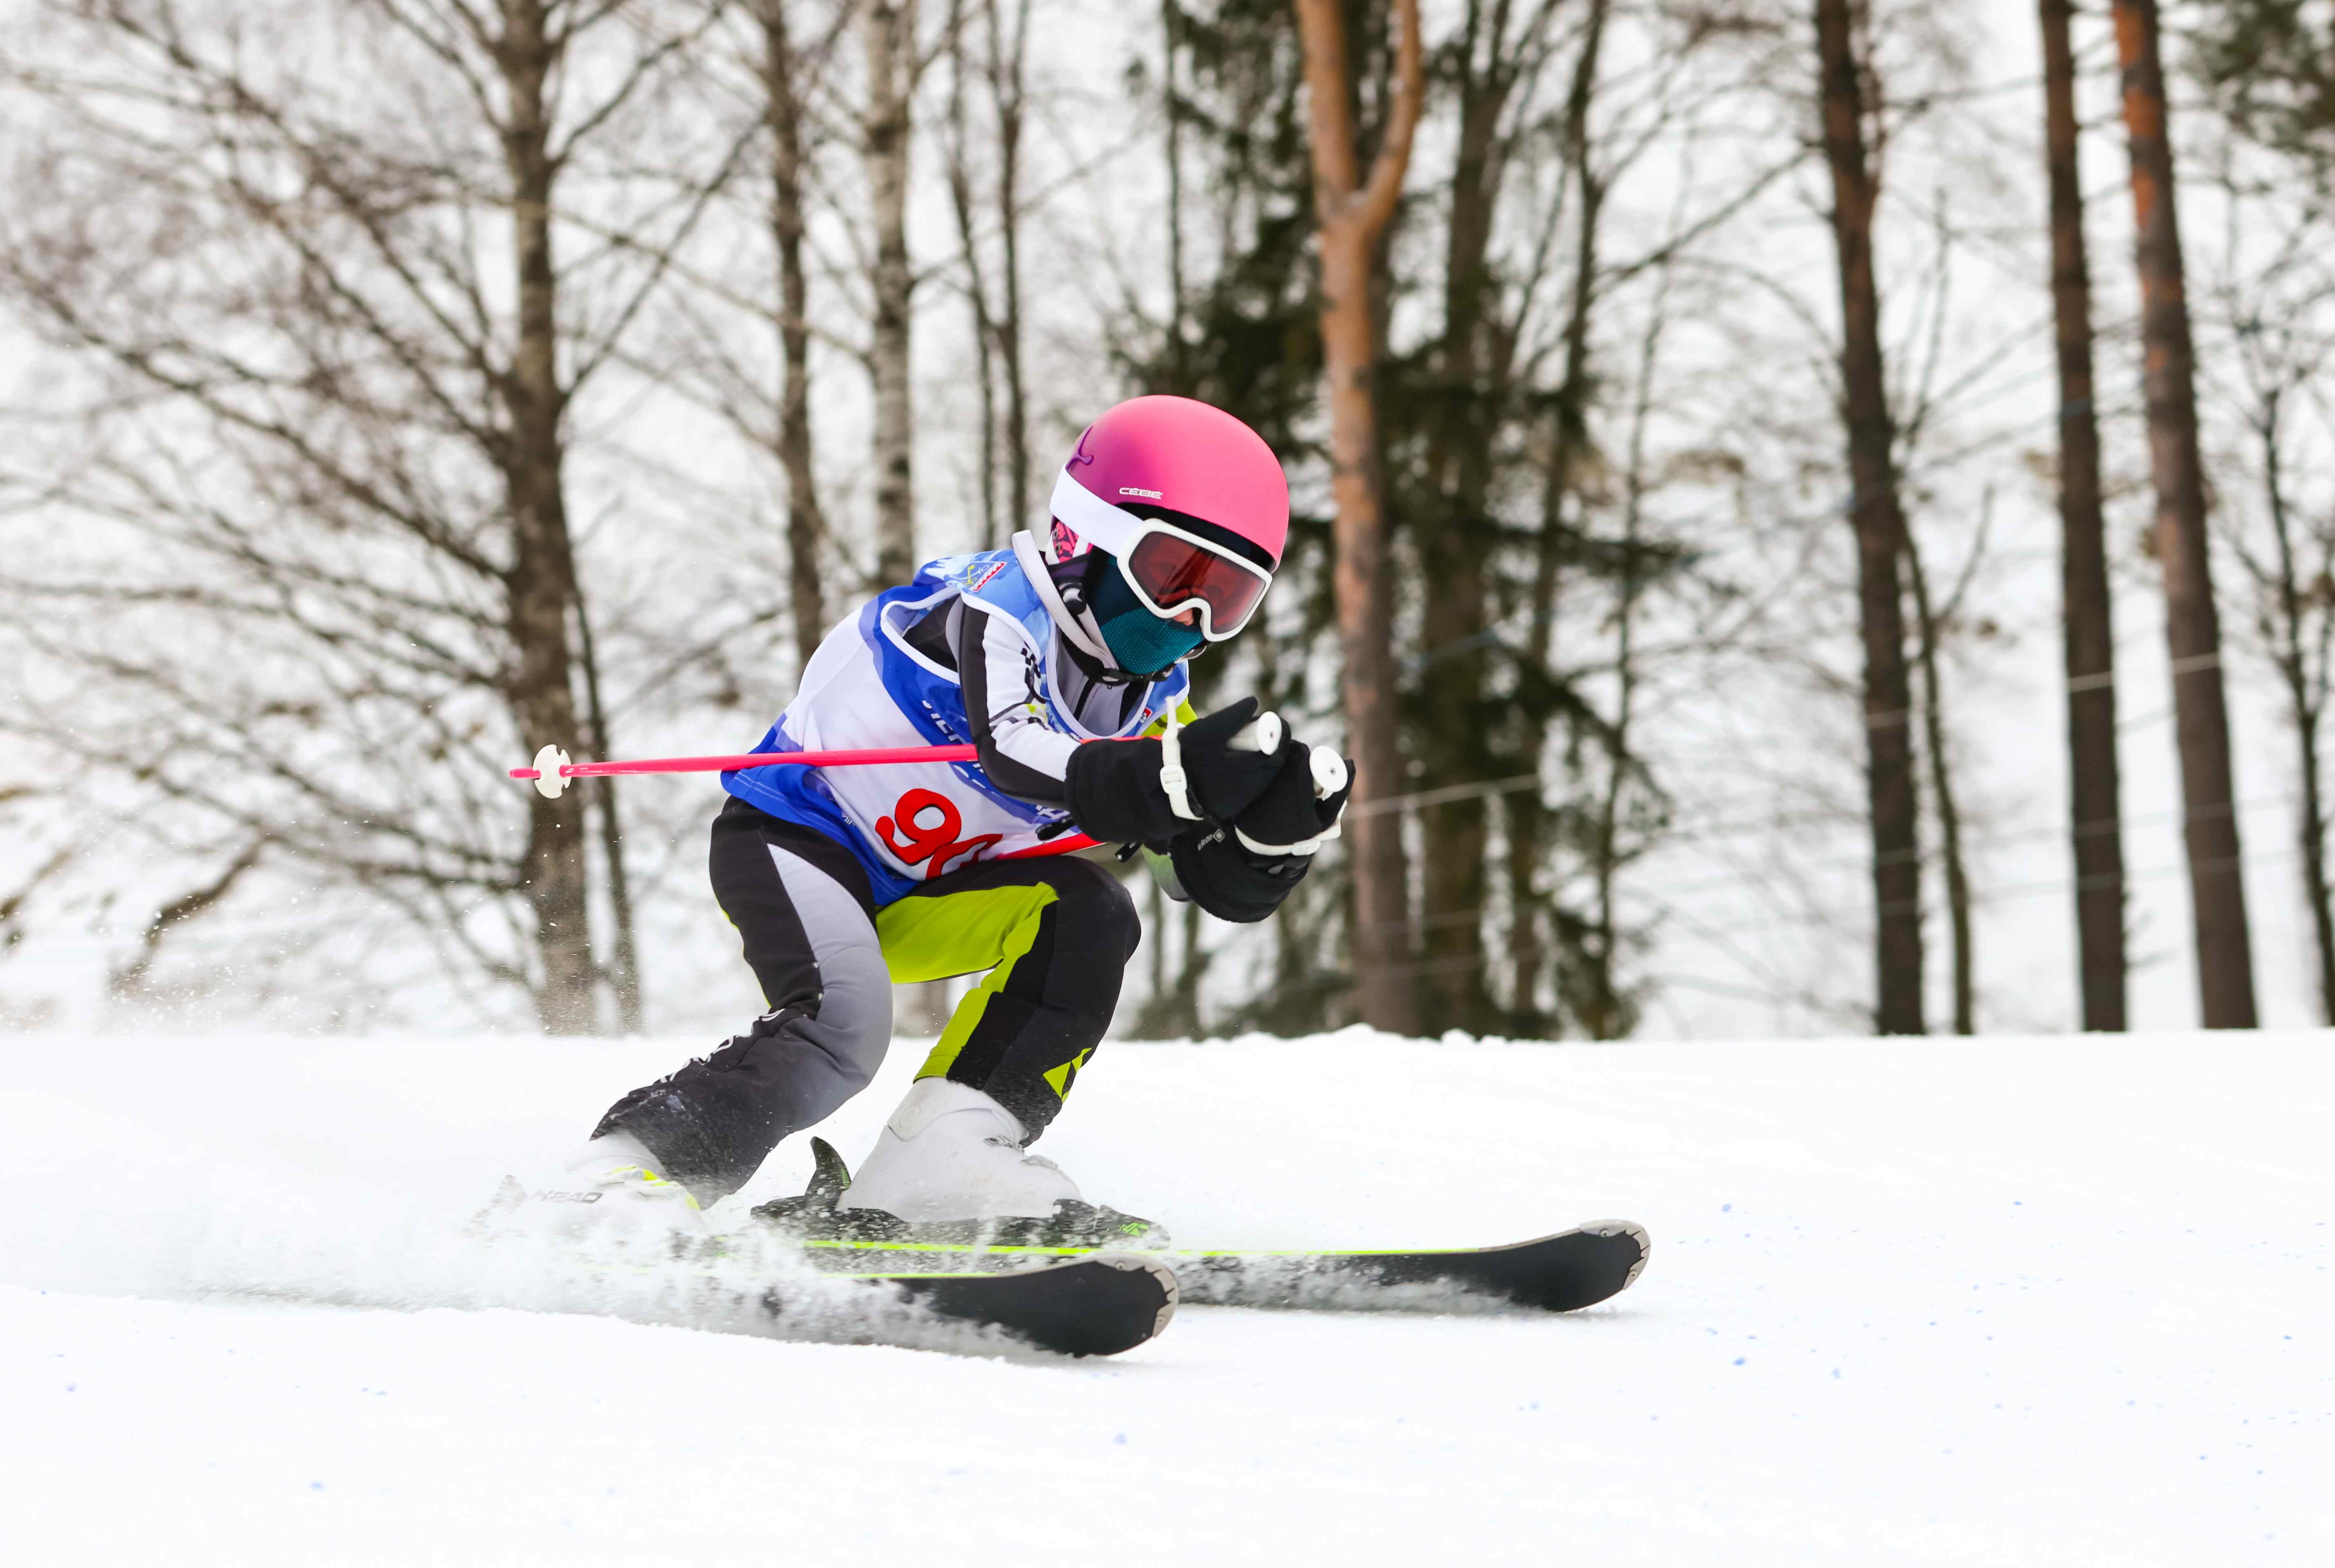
[875,879,1061,1082]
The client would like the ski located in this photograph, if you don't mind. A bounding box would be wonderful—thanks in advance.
[470,1174,1177,1357]
[775,1224,1650,1315]
[796,1254,1179,1357]
[747,1139,1647,1315]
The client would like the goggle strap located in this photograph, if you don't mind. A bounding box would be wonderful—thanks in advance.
[1048,469,1143,557]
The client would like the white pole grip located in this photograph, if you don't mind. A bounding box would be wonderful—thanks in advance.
[1309,749,1348,799]
[1227,711,1284,755]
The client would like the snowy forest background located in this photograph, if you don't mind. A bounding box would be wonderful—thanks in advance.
[4,0,2334,1046]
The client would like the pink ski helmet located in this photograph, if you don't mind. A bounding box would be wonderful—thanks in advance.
[1046,395,1288,642]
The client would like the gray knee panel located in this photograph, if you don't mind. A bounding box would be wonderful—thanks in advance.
[593,837,896,1200]
[765,846,893,1116]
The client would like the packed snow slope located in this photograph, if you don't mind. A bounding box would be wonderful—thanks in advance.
[2,1028,2329,1566]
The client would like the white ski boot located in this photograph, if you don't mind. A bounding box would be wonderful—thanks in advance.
[830,1078,1165,1247]
[841,1078,1078,1222]
[472,1130,708,1245]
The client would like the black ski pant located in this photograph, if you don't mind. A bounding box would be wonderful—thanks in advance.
[594,798,1141,1201]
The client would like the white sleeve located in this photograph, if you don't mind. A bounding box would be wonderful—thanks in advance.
[961,604,1079,798]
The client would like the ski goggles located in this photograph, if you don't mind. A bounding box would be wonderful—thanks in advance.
[1047,469,1275,640]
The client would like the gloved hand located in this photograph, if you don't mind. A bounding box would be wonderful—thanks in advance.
[1229,741,1354,857]
[1165,828,1311,923]
[1064,696,1289,845]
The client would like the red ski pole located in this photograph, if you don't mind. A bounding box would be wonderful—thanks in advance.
[512,743,978,799]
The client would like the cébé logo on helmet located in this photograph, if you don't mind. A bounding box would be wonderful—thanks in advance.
[1119,486,1163,499]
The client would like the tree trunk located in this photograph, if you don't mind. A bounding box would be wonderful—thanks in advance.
[1582,266,1664,1042]
[1294,0,1425,1037]
[944,3,1002,546]
[764,0,829,674]
[1904,532,1973,1034]
[1160,0,1187,388]
[991,0,1032,539]
[1515,0,1612,1032]
[2110,0,2258,1027]
[943,0,1029,548]
[2297,700,2335,1021]
[2040,0,2128,1032]
[1815,0,1924,1035]
[501,0,598,1035]
[864,0,918,586]
[2254,395,2335,1020]
[1415,0,1524,1038]
[575,592,643,1032]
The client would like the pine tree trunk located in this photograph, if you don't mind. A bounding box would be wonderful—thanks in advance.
[501,0,598,1035]
[1414,0,1519,1038]
[864,0,917,586]
[1517,0,1612,1033]
[1294,0,1424,1036]
[1815,0,1924,1034]
[765,0,829,673]
[2110,0,2258,1027]
[2254,400,2335,1020]
[2040,0,2128,1032]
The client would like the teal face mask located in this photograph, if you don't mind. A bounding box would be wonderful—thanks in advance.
[1090,556,1205,676]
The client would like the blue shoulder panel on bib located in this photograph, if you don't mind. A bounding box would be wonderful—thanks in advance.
[720,721,918,906]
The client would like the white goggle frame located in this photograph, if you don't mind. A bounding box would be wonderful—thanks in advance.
[1047,468,1273,641]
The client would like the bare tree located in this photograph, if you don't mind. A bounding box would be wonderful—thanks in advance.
[2038,0,2127,1031]
[2110,0,2257,1027]
[865,0,921,584]
[0,0,730,1031]
[1517,0,1614,1033]
[2230,372,2335,1020]
[1903,510,1974,1034]
[2194,0,2335,1024]
[2194,157,2335,1022]
[1406,0,1592,1038]
[764,0,834,672]
[945,0,1032,548]
[1814,0,1924,1033]
[1293,0,1424,1036]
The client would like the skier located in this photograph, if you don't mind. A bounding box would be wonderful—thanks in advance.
[540,396,1351,1246]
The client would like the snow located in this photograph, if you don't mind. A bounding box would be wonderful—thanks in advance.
[3,1028,2330,1565]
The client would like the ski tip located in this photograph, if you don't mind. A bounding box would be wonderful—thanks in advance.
[879,1251,1180,1358]
[1085,1250,1181,1343]
[1577,1220,1653,1291]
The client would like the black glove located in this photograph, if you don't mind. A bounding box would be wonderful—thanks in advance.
[1063,697,1288,845]
[1166,826,1311,923]
[1230,742,1354,856]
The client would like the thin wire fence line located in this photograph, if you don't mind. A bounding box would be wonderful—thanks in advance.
[1357,762,2299,858]
[1370,845,2308,985]
[1352,652,2204,819]
[1623,792,2302,901]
